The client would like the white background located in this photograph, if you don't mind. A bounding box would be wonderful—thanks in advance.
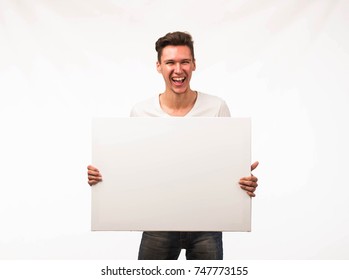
[0,0,348,260]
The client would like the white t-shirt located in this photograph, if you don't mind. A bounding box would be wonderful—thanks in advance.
[130,92,231,117]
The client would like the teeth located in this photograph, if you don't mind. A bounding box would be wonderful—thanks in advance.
[172,77,185,82]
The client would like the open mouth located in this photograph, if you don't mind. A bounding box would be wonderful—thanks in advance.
[171,77,186,85]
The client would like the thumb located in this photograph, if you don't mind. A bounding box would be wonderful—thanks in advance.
[251,161,259,172]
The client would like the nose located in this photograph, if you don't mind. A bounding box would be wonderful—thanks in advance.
[174,62,183,74]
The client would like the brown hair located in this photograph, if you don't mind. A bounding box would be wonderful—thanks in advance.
[155,31,195,62]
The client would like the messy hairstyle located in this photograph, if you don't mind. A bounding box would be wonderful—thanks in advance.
[155,31,195,62]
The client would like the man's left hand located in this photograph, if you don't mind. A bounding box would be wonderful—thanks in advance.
[239,161,259,197]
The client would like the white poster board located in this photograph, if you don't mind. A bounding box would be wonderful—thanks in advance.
[91,117,251,231]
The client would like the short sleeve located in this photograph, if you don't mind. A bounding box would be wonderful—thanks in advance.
[218,101,231,117]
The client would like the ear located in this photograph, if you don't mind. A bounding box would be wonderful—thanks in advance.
[192,59,196,71]
[156,61,162,73]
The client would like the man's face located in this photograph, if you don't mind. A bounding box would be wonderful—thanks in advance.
[157,45,196,95]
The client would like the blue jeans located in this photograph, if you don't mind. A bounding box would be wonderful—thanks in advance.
[138,231,223,260]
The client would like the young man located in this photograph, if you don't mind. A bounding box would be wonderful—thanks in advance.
[87,31,259,260]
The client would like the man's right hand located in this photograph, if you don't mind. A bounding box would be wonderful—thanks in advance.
[87,165,103,186]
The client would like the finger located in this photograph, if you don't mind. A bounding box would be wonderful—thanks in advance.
[247,191,256,198]
[251,161,259,171]
[239,176,258,183]
[88,170,101,176]
[241,186,257,198]
[88,176,102,186]
[87,165,99,172]
[88,174,102,181]
[88,179,100,186]
[240,184,256,196]
[240,185,257,192]
[239,180,258,188]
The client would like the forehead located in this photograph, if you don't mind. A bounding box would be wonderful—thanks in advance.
[160,45,193,61]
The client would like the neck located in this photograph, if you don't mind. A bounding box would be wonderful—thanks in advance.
[159,90,198,116]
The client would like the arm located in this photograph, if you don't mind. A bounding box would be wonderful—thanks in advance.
[87,165,103,186]
[239,161,259,197]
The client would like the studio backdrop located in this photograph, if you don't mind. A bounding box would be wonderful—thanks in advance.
[0,0,348,259]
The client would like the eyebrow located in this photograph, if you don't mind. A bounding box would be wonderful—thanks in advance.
[163,58,192,63]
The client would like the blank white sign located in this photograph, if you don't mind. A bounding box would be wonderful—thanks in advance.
[91,117,251,231]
